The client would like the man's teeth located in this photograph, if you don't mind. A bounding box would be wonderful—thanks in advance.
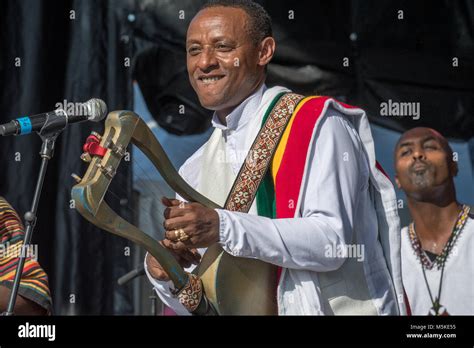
[201,76,223,84]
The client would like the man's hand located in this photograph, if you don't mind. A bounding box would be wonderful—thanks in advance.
[146,239,201,281]
[162,197,220,250]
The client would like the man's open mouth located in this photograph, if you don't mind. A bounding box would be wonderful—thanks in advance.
[198,75,225,84]
[412,164,427,171]
[410,161,429,172]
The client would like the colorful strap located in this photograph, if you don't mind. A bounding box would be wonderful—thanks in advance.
[224,92,304,212]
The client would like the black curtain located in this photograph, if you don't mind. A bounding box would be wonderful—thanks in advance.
[263,0,474,140]
[130,0,474,140]
[0,0,134,314]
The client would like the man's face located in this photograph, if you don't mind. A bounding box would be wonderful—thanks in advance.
[394,128,456,198]
[186,7,264,114]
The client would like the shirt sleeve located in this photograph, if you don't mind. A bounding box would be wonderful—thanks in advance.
[216,112,368,272]
[144,251,193,316]
[0,197,52,313]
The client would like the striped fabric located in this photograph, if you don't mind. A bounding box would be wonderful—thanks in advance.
[256,96,322,283]
[0,197,52,312]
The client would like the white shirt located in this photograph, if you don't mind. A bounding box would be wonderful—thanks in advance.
[145,84,401,315]
[401,214,474,315]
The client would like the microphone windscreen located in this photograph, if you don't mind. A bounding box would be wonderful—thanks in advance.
[84,98,107,122]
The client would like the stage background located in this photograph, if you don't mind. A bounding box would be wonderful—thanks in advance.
[0,0,473,314]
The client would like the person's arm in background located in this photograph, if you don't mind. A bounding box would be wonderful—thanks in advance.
[0,197,52,315]
[0,285,47,315]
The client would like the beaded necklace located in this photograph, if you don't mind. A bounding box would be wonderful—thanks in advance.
[408,205,470,315]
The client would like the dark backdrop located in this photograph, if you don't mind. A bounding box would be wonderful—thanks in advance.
[0,0,135,314]
[130,0,474,139]
[0,0,473,315]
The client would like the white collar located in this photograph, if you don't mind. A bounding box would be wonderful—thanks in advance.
[211,84,267,132]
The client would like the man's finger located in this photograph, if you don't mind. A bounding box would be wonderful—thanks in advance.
[151,269,170,281]
[189,249,202,263]
[161,239,200,263]
[161,238,174,249]
[163,206,189,220]
[165,228,180,242]
[163,218,192,235]
[178,259,192,269]
[146,254,170,281]
[162,197,185,207]
[178,249,201,264]
[165,223,193,245]
[165,239,188,251]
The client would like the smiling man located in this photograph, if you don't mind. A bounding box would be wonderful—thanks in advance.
[395,127,474,315]
[145,0,407,315]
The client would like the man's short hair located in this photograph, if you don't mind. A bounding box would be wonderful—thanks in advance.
[200,0,273,45]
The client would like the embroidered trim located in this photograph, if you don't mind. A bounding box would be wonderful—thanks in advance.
[224,93,304,212]
[174,273,203,313]
[409,205,470,270]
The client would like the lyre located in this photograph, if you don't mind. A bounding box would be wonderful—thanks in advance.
[71,110,278,315]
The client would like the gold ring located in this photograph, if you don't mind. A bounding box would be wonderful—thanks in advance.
[177,228,189,242]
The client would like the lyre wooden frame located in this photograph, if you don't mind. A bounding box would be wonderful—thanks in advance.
[71,111,277,315]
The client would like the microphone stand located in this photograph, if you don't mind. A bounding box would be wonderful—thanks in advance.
[117,265,145,286]
[117,265,163,316]
[2,131,60,316]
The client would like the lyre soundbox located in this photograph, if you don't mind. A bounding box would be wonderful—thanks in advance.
[71,110,278,315]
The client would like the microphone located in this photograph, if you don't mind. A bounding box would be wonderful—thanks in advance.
[0,98,107,136]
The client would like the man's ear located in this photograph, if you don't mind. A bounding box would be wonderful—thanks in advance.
[258,37,276,67]
[450,160,459,177]
[395,175,401,189]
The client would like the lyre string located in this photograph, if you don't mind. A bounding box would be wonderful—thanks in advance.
[97,144,179,239]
